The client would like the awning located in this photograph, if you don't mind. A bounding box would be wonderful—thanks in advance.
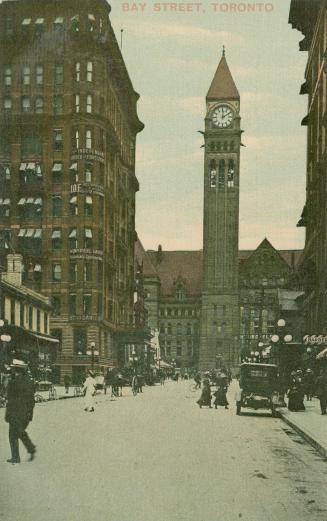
[85,195,93,204]
[22,18,31,25]
[88,13,96,21]
[18,229,26,237]
[20,163,27,171]
[28,331,59,344]
[36,165,42,176]
[71,15,79,21]
[54,17,64,23]
[35,18,44,24]
[316,347,327,360]
[26,163,35,171]
[70,196,77,204]
[34,198,42,205]
[25,229,35,238]
[52,229,61,239]
[3,198,10,205]
[69,162,78,171]
[18,198,26,205]
[26,197,34,204]
[52,163,63,172]
[69,229,77,238]
[34,229,42,238]
[85,228,92,238]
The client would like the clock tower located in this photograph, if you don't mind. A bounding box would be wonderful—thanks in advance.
[199,50,241,370]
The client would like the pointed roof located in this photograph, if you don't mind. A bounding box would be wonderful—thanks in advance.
[207,52,239,101]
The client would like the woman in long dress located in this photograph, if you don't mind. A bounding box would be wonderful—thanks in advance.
[83,370,96,412]
[213,375,229,409]
[197,378,212,408]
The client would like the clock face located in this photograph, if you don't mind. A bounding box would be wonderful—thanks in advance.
[212,105,233,128]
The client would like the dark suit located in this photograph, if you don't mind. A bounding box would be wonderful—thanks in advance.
[5,372,36,461]
[316,373,327,414]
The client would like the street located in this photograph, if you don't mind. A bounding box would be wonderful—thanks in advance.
[1,381,327,521]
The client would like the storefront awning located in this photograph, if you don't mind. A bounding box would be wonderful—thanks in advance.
[28,332,59,344]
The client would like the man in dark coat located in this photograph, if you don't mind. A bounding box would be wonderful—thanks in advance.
[5,360,36,464]
[315,369,327,415]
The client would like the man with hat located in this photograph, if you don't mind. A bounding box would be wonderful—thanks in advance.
[5,359,36,464]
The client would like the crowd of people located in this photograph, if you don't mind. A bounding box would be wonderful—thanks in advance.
[196,369,232,410]
[287,367,327,415]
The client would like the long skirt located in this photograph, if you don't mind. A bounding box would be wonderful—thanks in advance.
[85,390,95,410]
[214,389,229,406]
[197,388,212,407]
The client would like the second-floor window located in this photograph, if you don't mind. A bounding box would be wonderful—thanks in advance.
[4,67,12,86]
[23,66,30,86]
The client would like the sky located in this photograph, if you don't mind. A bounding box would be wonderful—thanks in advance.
[110,0,308,252]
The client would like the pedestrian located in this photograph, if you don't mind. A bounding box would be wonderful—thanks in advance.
[64,374,71,394]
[197,378,212,408]
[315,369,327,415]
[132,374,138,396]
[287,372,305,412]
[213,374,229,410]
[5,359,36,464]
[83,370,96,412]
[194,373,201,390]
[303,369,315,401]
[137,374,144,393]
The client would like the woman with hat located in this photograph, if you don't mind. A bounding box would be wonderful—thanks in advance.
[83,370,96,412]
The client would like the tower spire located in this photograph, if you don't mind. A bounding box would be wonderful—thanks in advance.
[222,45,225,57]
[207,51,239,101]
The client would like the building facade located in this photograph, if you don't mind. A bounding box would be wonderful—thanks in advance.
[289,0,327,335]
[199,51,241,370]
[0,0,143,383]
[0,254,58,379]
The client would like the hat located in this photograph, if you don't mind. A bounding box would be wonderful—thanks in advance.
[10,359,27,370]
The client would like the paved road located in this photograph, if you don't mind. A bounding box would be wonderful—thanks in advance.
[1,380,327,521]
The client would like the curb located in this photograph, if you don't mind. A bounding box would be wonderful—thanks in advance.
[279,411,327,459]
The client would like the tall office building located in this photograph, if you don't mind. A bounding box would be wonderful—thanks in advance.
[0,0,143,382]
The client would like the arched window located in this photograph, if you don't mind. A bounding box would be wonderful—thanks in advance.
[227,159,235,188]
[218,159,225,188]
[209,159,217,188]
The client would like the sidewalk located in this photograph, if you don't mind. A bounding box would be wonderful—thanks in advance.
[279,398,327,458]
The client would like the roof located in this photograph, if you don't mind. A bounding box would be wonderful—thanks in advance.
[207,54,239,101]
[134,237,159,279]
[147,251,203,298]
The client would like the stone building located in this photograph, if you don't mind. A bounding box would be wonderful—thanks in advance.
[0,254,58,378]
[0,0,143,383]
[289,1,327,335]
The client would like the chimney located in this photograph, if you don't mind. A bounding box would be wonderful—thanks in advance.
[2,254,23,287]
[157,244,163,264]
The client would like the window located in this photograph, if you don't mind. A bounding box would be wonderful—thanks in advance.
[218,159,225,188]
[69,294,77,315]
[98,229,103,250]
[54,64,64,85]
[53,129,63,151]
[71,15,79,33]
[227,159,235,188]
[75,62,80,82]
[88,13,96,32]
[54,95,63,115]
[97,261,103,283]
[167,323,172,335]
[99,128,105,151]
[69,229,77,249]
[210,159,217,188]
[20,303,24,327]
[52,296,61,315]
[83,294,92,315]
[177,341,182,356]
[84,261,92,282]
[5,17,13,37]
[23,66,30,85]
[74,328,87,355]
[87,62,93,82]
[166,341,171,355]
[52,228,62,250]
[52,264,62,281]
[44,312,48,334]
[84,195,93,216]
[35,18,44,37]
[28,306,33,329]
[85,163,93,183]
[69,262,77,282]
[22,96,31,112]
[86,129,92,149]
[52,195,62,217]
[84,228,92,249]
[52,162,63,184]
[86,94,92,113]
[69,162,78,183]
[4,67,12,86]
[21,136,42,157]
[99,198,104,218]
[35,97,44,113]
[36,309,41,332]
[176,284,184,300]
[72,128,79,149]
[4,97,12,110]
[36,66,44,87]
[69,195,78,215]
[75,94,80,113]
[177,323,182,335]
[54,17,64,32]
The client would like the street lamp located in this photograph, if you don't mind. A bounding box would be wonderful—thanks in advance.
[129,345,138,374]
[86,341,99,371]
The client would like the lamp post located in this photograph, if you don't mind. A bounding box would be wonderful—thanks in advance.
[271,319,293,392]
[86,341,99,371]
[129,345,138,374]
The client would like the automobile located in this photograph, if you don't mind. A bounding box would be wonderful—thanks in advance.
[236,363,279,417]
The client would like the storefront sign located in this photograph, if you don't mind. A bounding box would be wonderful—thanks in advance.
[69,315,98,322]
[70,183,104,196]
[71,149,105,163]
[303,334,327,345]
[70,248,103,259]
